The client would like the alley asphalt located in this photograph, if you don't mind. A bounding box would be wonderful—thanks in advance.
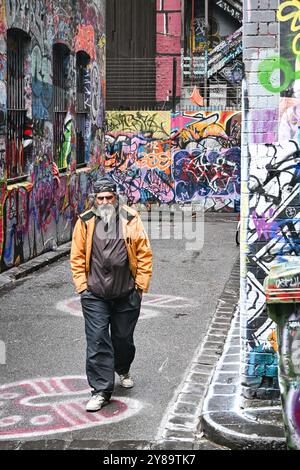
[0,211,286,451]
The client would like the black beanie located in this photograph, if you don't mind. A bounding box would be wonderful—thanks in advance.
[93,176,117,194]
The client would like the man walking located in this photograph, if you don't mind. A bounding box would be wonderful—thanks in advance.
[70,175,152,411]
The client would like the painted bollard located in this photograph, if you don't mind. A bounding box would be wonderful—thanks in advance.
[264,257,300,450]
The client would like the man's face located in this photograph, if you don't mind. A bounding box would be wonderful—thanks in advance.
[94,191,117,231]
[95,191,117,206]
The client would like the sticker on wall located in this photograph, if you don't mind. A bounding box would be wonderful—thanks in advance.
[0,376,143,439]
[56,294,199,319]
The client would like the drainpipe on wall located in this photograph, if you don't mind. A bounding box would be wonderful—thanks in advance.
[172,57,177,113]
[205,0,209,107]
[181,0,185,107]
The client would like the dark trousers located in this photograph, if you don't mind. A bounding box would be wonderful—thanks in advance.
[80,289,141,398]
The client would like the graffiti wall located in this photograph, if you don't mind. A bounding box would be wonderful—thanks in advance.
[0,0,105,272]
[172,111,241,211]
[243,141,300,398]
[105,111,175,205]
[242,0,300,408]
[105,110,241,210]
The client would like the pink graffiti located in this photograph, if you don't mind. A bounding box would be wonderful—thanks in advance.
[292,388,300,435]
[252,209,276,241]
[0,376,134,439]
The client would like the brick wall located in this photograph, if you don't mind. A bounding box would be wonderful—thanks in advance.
[156,0,181,103]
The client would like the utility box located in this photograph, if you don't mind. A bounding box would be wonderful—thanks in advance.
[264,256,300,450]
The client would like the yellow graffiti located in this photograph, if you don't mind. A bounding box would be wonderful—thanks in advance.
[268,329,278,353]
[105,146,172,173]
[186,122,226,140]
[277,0,300,55]
[106,111,171,139]
[98,34,106,50]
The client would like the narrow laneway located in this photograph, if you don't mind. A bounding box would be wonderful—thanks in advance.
[0,214,238,443]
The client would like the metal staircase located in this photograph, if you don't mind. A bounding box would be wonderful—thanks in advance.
[208,27,242,79]
[215,0,242,22]
[181,0,243,108]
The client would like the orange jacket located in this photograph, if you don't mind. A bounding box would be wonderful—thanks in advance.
[70,204,152,294]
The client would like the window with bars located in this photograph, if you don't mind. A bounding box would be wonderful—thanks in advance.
[76,51,90,167]
[53,43,70,170]
[6,29,31,180]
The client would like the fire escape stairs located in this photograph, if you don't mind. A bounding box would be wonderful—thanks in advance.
[215,0,242,22]
[206,0,242,79]
[207,26,242,79]
[182,0,243,105]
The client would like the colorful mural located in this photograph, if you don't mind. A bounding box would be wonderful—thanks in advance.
[172,111,241,210]
[105,111,174,205]
[105,110,241,209]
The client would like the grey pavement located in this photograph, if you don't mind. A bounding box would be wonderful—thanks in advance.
[0,212,238,450]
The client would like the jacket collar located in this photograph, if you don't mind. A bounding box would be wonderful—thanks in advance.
[80,205,136,225]
[120,206,135,223]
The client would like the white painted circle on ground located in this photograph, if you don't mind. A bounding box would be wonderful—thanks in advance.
[56,294,198,319]
[0,375,143,439]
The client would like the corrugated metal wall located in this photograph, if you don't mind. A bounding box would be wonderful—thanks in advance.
[106,0,156,109]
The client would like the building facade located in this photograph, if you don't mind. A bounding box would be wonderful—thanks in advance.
[106,0,242,110]
[0,0,105,273]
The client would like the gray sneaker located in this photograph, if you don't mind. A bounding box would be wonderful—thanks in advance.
[119,373,134,388]
[86,393,109,412]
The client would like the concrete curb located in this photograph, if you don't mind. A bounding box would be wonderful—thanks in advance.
[0,437,226,450]
[0,242,71,292]
[201,305,286,450]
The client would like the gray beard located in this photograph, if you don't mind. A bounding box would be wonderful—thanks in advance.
[92,201,119,228]
[93,202,120,240]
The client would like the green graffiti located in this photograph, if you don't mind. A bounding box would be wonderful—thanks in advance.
[58,117,73,169]
[258,56,300,93]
